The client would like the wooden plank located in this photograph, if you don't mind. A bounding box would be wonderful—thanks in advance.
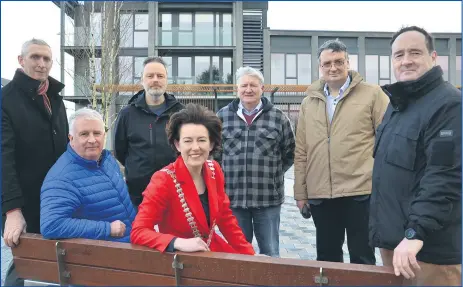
[13,234,403,286]
[15,258,246,286]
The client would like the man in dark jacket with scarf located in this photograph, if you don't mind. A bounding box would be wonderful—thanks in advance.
[2,38,68,286]
[114,57,184,207]
[370,26,461,285]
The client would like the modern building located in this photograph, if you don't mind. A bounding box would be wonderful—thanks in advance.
[55,1,462,110]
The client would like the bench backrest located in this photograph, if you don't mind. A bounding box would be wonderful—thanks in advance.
[12,234,403,286]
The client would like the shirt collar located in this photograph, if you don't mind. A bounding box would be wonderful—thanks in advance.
[238,100,263,115]
[324,76,351,98]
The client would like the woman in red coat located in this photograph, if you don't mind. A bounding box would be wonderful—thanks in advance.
[130,104,255,255]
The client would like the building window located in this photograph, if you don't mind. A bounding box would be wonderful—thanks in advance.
[161,13,172,46]
[195,56,211,84]
[437,56,449,81]
[223,57,232,84]
[297,54,311,85]
[271,53,285,84]
[179,13,193,46]
[134,13,148,47]
[120,14,133,47]
[178,57,192,84]
[222,14,232,46]
[286,54,297,80]
[365,55,379,84]
[456,56,461,86]
[135,14,148,30]
[195,13,214,46]
[272,53,312,84]
[119,56,133,84]
[349,55,358,71]
[90,13,102,46]
[91,57,102,84]
[134,57,144,83]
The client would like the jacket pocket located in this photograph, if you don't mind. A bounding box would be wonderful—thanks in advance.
[255,128,279,156]
[223,129,242,156]
[385,127,419,171]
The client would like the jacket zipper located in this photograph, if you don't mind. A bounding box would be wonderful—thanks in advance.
[326,96,344,199]
[149,123,153,145]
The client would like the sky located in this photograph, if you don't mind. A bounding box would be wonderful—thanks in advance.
[1,1,461,90]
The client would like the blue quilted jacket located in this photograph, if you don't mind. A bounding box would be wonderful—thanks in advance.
[40,144,137,242]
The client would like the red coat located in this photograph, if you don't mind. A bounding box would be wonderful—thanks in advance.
[130,156,255,255]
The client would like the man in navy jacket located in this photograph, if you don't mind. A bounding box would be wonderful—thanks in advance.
[369,26,461,285]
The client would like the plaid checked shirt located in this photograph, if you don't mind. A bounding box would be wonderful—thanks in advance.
[216,97,295,208]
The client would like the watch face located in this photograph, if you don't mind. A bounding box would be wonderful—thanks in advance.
[405,228,416,239]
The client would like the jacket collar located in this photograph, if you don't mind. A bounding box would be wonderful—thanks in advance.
[172,156,218,232]
[12,69,64,98]
[382,66,444,111]
[307,70,363,102]
[129,90,180,115]
[229,95,273,113]
[67,143,108,170]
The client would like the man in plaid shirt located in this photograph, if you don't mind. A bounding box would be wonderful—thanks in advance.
[217,66,295,257]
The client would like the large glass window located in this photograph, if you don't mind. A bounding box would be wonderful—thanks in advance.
[133,13,148,48]
[380,56,390,79]
[286,54,297,78]
[178,57,192,83]
[134,57,145,83]
[135,14,148,30]
[163,57,173,83]
[271,53,285,84]
[365,55,379,84]
[437,56,449,81]
[348,55,358,71]
[297,54,311,84]
[90,13,102,46]
[456,56,461,86]
[222,14,232,46]
[119,56,133,84]
[195,56,211,84]
[120,14,133,47]
[179,13,193,46]
[223,57,232,84]
[195,13,214,46]
[161,13,172,46]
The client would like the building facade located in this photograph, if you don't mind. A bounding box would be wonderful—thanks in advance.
[56,1,461,109]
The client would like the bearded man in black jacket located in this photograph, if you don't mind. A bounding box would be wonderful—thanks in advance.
[369,26,461,286]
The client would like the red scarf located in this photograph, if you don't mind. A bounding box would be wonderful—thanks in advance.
[18,68,52,116]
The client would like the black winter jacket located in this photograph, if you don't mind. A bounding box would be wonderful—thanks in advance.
[2,70,68,234]
[114,91,184,206]
[369,66,461,265]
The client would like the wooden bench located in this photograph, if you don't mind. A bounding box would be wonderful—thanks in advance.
[12,233,403,286]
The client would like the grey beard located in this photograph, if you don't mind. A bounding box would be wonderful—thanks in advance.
[146,89,164,100]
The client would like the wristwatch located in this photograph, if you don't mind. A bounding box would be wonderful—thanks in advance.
[405,228,422,240]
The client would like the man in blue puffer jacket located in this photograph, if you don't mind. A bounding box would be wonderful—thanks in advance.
[40,108,136,243]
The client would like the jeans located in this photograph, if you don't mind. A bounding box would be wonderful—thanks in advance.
[231,205,281,257]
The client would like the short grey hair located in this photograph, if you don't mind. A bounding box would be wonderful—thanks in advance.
[21,39,50,57]
[69,108,105,136]
[236,66,264,85]
[317,39,349,61]
[143,56,168,75]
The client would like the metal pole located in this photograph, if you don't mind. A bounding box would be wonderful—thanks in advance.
[60,1,66,96]
[213,88,218,112]
[270,87,279,104]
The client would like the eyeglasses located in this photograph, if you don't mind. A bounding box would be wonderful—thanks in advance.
[321,59,346,70]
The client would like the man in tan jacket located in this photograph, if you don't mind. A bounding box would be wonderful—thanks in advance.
[294,39,389,265]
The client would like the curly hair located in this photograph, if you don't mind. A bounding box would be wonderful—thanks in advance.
[166,103,222,156]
